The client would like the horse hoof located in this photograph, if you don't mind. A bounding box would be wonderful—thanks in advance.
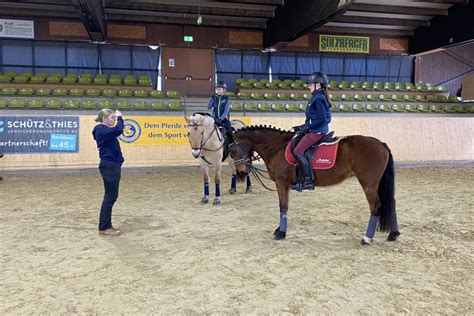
[229,188,236,195]
[213,199,221,206]
[201,197,209,204]
[245,187,252,193]
[387,231,400,241]
[274,230,286,240]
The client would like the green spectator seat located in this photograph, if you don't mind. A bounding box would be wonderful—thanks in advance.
[239,82,253,89]
[93,77,108,85]
[328,80,338,89]
[263,92,276,99]
[0,99,8,108]
[338,81,350,89]
[378,104,392,112]
[405,83,416,91]
[235,78,246,85]
[351,104,366,112]
[124,77,137,85]
[416,95,427,102]
[384,82,395,91]
[403,94,416,102]
[417,104,431,112]
[1,87,17,95]
[166,90,180,98]
[453,104,465,113]
[404,104,418,112]
[108,77,122,85]
[247,78,258,84]
[224,92,235,97]
[426,95,437,102]
[290,81,304,89]
[0,75,12,83]
[86,88,101,97]
[50,73,64,78]
[340,93,353,101]
[118,89,133,97]
[365,104,379,112]
[253,82,265,89]
[338,103,352,112]
[138,76,152,86]
[329,93,340,101]
[298,103,307,111]
[303,93,312,100]
[134,101,149,110]
[378,94,388,101]
[265,82,279,89]
[230,102,243,111]
[13,75,29,83]
[9,99,26,108]
[134,90,149,97]
[244,102,257,111]
[95,74,108,80]
[151,101,166,110]
[237,91,248,99]
[19,72,33,78]
[46,76,62,84]
[250,92,263,99]
[436,95,448,102]
[415,83,427,91]
[278,82,290,89]
[30,75,46,83]
[395,82,406,91]
[362,82,373,90]
[448,96,461,103]
[78,75,93,84]
[82,100,97,109]
[463,104,474,113]
[257,102,271,111]
[271,102,285,111]
[69,88,85,96]
[290,92,303,100]
[116,100,132,109]
[435,85,448,93]
[391,94,404,102]
[442,104,455,113]
[350,81,362,89]
[150,90,164,98]
[259,79,269,84]
[18,88,34,95]
[102,89,116,97]
[3,71,16,77]
[168,101,183,110]
[392,104,405,112]
[28,99,45,108]
[426,83,435,92]
[353,94,365,101]
[283,79,293,84]
[124,74,136,80]
[52,88,68,96]
[64,100,80,109]
[373,82,383,91]
[285,103,299,112]
[277,92,289,100]
[35,88,51,96]
[430,104,443,112]
[272,79,282,85]
[99,99,114,108]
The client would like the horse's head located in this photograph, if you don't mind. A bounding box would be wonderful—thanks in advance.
[186,114,215,158]
[229,136,253,177]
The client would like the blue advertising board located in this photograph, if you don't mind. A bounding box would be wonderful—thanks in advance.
[0,116,79,154]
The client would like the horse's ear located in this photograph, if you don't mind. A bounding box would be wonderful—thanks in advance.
[185,116,191,124]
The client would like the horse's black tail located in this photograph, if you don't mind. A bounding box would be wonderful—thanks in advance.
[378,143,395,232]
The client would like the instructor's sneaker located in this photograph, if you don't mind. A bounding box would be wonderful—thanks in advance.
[99,227,122,236]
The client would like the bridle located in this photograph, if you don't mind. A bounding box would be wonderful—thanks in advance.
[188,122,223,152]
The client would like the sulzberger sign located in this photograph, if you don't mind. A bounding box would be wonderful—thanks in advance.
[319,34,369,53]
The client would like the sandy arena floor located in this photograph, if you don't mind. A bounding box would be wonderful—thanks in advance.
[0,167,473,314]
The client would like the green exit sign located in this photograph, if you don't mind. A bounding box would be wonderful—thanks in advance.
[183,35,193,42]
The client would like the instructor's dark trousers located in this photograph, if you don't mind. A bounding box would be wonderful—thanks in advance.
[98,160,122,231]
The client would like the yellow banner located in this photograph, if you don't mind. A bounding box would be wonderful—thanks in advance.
[319,34,369,53]
[118,116,251,146]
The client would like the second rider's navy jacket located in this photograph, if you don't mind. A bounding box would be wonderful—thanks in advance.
[304,89,331,134]
[207,94,230,122]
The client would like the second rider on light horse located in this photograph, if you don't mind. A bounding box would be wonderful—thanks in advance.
[207,81,233,139]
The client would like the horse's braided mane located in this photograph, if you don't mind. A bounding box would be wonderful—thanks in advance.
[235,124,293,135]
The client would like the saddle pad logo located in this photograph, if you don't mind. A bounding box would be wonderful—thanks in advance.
[119,119,141,143]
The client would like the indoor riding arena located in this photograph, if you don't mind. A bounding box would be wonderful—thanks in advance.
[0,1,473,314]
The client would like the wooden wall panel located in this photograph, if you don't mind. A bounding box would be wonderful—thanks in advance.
[108,24,146,40]
[48,21,88,37]
[229,31,263,46]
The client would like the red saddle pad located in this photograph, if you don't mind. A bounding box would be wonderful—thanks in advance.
[285,141,339,170]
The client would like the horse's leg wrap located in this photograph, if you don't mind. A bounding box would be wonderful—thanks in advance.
[279,212,288,232]
[215,182,221,197]
[204,182,209,197]
[246,175,252,188]
[231,174,237,190]
[390,210,399,233]
[365,215,379,242]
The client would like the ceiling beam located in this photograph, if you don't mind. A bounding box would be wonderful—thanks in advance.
[73,0,107,41]
[349,3,449,15]
[264,0,353,49]
[0,8,78,19]
[319,25,414,36]
[105,0,277,12]
[331,14,429,27]
[0,1,74,12]
[214,0,283,4]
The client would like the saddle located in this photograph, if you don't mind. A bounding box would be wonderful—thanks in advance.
[285,131,342,170]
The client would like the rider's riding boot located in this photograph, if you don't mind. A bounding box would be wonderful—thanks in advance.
[290,153,315,192]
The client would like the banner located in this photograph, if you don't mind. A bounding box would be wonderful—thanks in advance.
[319,34,369,53]
[0,116,79,154]
[0,19,34,39]
[118,116,251,146]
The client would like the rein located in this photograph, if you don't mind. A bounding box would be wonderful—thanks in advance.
[189,122,224,153]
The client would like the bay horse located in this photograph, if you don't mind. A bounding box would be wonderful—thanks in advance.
[228,126,400,245]
[186,113,251,205]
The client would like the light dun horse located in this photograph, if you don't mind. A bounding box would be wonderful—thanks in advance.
[186,113,251,205]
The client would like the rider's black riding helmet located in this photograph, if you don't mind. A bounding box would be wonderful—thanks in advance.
[306,72,328,88]
[215,81,227,89]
